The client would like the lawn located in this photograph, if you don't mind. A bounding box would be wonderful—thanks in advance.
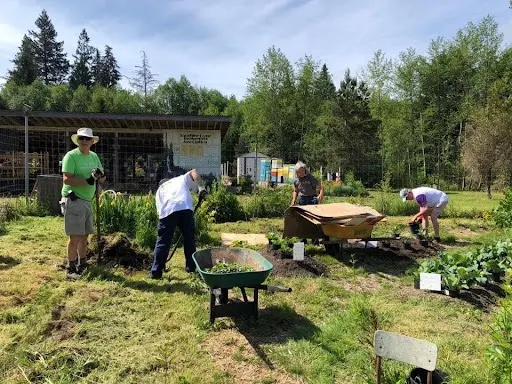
[0,191,507,383]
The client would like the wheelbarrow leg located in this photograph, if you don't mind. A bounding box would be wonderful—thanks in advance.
[254,288,259,320]
[209,289,216,324]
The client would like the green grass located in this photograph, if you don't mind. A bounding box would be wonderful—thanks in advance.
[0,215,503,383]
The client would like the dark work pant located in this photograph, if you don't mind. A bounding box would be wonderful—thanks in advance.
[298,195,318,206]
[151,209,196,276]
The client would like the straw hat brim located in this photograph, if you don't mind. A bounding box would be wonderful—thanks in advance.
[71,134,99,146]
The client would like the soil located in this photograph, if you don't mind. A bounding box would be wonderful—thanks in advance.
[86,232,152,270]
[351,238,445,260]
[258,246,328,277]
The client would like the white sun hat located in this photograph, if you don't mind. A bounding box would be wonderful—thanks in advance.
[71,127,99,146]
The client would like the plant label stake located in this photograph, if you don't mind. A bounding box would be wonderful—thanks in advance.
[293,242,305,261]
[419,273,441,291]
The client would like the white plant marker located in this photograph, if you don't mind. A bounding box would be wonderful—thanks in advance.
[419,273,442,291]
[293,242,305,261]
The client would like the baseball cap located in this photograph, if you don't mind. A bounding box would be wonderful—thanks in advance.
[399,188,409,202]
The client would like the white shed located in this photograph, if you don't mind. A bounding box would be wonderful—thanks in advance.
[236,152,270,181]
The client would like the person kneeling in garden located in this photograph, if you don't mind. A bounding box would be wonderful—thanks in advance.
[149,169,207,279]
[60,128,105,280]
[399,187,448,242]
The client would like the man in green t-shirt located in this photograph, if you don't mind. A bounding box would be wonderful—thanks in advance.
[60,127,106,279]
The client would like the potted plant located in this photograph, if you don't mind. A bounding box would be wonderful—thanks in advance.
[266,232,278,245]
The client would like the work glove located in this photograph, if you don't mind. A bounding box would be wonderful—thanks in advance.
[198,187,208,201]
[86,168,104,185]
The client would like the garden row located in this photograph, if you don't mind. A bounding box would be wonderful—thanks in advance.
[417,239,512,292]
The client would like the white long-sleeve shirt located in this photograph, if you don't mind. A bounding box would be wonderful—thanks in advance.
[155,172,198,219]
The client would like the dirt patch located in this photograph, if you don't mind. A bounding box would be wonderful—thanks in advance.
[258,246,327,277]
[86,233,152,270]
[362,239,444,260]
[46,305,76,341]
[202,329,302,384]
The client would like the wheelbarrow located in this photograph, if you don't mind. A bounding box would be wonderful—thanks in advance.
[192,247,292,324]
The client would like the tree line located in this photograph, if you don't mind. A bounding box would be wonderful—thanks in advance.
[1,9,512,193]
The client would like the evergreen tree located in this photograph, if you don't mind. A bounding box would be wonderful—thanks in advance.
[8,35,38,85]
[315,63,336,101]
[69,29,94,89]
[91,48,102,85]
[29,10,70,84]
[99,45,121,87]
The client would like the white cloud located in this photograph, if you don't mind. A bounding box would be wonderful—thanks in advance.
[0,0,510,98]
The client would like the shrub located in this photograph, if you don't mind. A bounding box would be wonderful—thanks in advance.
[244,186,292,219]
[493,188,512,228]
[198,181,244,223]
[238,176,254,194]
[374,196,418,217]
[324,172,369,197]
[487,272,512,383]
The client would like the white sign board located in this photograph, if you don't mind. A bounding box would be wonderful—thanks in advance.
[419,273,442,291]
[293,242,305,261]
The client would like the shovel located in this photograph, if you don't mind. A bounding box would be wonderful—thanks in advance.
[166,191,208,263]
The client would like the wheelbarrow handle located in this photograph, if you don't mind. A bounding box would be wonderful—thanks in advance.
[257,285,292,293]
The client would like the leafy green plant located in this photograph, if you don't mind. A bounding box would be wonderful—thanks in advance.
[205,262,255,273]
[417,240,512,291]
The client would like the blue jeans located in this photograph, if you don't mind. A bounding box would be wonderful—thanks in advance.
[298,195,318,206]
[151,209,196,277]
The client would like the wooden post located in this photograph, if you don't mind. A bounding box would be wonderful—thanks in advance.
[376,355,381,384]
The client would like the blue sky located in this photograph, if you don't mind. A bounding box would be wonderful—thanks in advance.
[0,0,511,99]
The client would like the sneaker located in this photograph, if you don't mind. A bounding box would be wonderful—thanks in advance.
[185,266,196,274]
[434,237,441,243]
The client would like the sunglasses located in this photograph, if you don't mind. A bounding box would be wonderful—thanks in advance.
[78,136,93,141]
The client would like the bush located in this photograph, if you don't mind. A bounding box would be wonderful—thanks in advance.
[487,272,512,383]
[374,196,418,217]
[244,186,292,219]
[493,188,512,228]
[324,173,369,197]
[198,181,244,223]
[238,176,254,194]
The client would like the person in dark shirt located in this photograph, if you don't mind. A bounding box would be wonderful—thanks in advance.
[290,161,324,206]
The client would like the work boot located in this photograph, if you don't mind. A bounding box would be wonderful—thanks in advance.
[76,259,89,275]
[65,261,81,280]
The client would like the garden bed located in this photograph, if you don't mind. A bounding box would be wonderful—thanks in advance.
[259,246,328,277]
